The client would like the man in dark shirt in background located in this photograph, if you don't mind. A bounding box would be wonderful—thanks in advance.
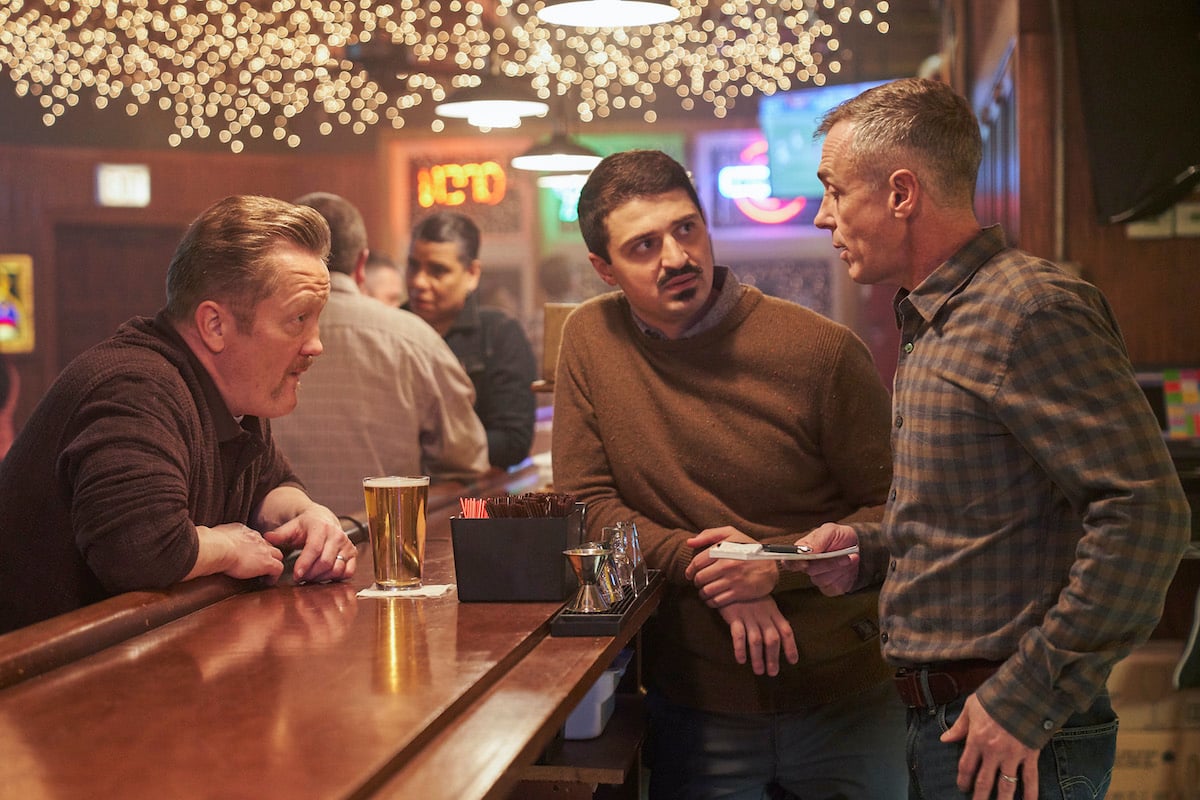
[795,77,1191,800]
[0,195,357,634]
[405,211,536,469]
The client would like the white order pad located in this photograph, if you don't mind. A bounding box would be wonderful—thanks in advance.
[707,541,859,561]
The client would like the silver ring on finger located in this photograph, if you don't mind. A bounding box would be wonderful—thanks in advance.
[999,773,1018,784]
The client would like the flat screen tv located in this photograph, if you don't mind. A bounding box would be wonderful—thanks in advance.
[1075,0,1200,223]
[758,79,888,200]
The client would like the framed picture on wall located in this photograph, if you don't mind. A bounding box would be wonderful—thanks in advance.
[0,254,34,353]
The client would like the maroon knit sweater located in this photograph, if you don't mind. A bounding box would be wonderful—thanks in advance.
[0,314,297,633]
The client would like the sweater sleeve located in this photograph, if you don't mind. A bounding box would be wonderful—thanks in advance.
[817,326,894,526]
[551,308,701,585]
[777,325,893,594]
[58,370,202,593]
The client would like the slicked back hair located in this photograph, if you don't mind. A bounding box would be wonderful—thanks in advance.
[165,195,330,330]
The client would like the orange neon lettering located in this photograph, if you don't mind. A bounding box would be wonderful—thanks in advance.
[417,162,509,208]
[417,167,435,208]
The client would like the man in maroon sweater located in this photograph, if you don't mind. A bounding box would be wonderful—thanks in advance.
[0,195,358,634]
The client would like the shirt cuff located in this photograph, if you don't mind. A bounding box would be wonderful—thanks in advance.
[975,661,1081,750]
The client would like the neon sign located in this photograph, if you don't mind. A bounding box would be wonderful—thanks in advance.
[416,161,507,208]
[716,139,806,225]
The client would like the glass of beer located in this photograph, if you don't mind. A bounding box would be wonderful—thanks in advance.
[363,476,429,592]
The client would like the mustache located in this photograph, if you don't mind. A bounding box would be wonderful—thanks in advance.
[658,263,702,288]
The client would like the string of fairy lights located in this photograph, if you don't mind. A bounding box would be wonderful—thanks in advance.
[0,0,892,151]
[510,0,890,123]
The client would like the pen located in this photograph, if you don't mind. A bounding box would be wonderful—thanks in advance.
[762,543,813,554]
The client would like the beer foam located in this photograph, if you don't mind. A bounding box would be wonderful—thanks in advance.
[363,476,429,488]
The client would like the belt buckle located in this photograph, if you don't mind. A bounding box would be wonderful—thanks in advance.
[915,667,940,708]
[894,666,949,709]
[892,668,927,709]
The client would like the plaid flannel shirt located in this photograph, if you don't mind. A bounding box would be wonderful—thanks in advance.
[856,225,1191,749]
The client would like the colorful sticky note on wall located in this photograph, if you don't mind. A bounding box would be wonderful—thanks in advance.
[1163,368,1200,439]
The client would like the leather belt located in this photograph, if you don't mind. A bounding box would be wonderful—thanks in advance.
[893,660,1003,709]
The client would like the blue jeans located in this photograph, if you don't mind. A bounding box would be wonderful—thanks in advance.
[645,680,907,800]
[906,692,1118,799]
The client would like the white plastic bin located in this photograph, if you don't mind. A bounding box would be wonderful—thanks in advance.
[563,648,634,740]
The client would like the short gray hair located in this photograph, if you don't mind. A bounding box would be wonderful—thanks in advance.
[816,78,983,206]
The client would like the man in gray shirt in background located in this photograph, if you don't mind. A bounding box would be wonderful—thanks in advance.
[272,192,488,515]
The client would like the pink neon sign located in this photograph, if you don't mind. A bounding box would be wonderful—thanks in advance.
[732,139,807,225]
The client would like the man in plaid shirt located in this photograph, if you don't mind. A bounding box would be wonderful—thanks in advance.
[794,77,1191,800]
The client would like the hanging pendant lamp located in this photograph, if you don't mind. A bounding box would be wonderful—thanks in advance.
[435,76,550,129]
[537,0,680,28]
[511,132,603,173]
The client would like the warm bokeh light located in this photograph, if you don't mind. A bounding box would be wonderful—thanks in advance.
[0,0,890,151]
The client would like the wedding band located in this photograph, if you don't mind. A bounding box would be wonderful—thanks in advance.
[335,555,347,562]
[1000,773,1018,784]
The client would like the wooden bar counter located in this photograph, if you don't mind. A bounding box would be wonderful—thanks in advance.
[0,469,660,800]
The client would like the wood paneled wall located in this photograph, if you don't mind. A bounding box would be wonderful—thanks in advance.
[963,0,1200,367]
[0,144,387,427]
[1057,0,1200,364]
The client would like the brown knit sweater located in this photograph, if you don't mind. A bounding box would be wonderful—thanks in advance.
[552,284,895,713]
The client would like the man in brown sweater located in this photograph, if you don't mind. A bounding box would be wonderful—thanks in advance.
[0,195,358,634]
[552,150,905,798]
